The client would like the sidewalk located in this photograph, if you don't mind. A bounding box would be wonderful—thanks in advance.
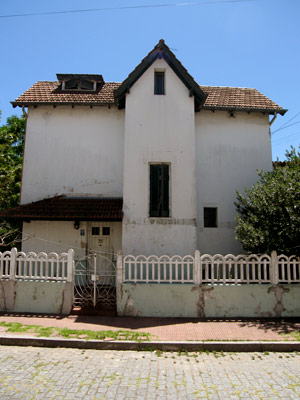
[0,313,299,341]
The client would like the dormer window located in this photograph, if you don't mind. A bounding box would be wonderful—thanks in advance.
[154,71,165,95]
[62,79,96,91]
[57,74,104,92]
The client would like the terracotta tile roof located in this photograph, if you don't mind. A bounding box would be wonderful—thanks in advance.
[12,80,285,114]
[0,196,123,221]
[12,81,119,106]
[200,86,284,113]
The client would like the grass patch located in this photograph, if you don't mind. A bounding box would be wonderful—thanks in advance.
[282,331,300,341]
[0,321,150,341]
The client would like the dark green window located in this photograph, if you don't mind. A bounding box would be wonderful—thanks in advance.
[204,207,218,228]
[150,164,169,217]
[154,71,165,95]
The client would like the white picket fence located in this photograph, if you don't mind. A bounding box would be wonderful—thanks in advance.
[2,248,300,285]
[0,248,74,282]
[122,251,300,285]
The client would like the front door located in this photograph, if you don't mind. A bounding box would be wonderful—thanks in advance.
[73,222,116,313]
[87,222,114,285]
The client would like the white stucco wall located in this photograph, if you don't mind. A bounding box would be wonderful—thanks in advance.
[22,221,122,262]
[118,284,300,318]
[19,71,273,257]
[195,111,272,254]
[21,106,124,204]
[122,59,197,256]
[0,280,73,314]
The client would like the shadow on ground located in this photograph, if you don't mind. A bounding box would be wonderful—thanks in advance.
[1,312,299,335]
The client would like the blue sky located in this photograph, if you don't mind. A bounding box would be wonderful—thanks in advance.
[0,0,299,160]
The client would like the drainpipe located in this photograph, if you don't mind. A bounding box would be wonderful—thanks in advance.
[269,112,277,137]
[269,112,277,127]
[22,105,28,119]
[19,106,28,205]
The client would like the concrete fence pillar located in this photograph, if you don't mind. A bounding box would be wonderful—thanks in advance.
[1,247,19,312]
[9,247,17,280]
[61,249,75,315]
[271,250,279,285]
[116,251,123,285]
[116,250,123,316]
[194,250,201,285]
[67,249,74,283]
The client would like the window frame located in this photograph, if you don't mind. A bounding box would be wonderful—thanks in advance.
[203,207,218,228]
[61,80,97,91]
[154,71,165,95]
[149,163,170,218]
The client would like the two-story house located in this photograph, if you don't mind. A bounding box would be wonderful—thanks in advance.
[1,39,286,265]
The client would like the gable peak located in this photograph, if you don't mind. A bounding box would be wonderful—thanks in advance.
[114,39,206,109]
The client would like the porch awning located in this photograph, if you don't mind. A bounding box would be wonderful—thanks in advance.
[0,196,123,221]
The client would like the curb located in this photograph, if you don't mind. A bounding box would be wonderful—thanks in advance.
[0,336,299,352]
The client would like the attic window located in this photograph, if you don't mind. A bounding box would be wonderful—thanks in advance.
[62,79,96,91]
[154,71,165,95]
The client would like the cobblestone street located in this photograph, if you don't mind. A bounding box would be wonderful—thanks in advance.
[0,346,300,399]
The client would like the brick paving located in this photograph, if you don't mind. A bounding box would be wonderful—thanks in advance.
[0,314,299,341]
[0,346,300,399]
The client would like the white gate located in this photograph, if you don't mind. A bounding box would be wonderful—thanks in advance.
[73,252,116,311]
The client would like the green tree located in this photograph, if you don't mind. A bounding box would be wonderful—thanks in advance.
[235,147,300,256]
[0,112,26,248]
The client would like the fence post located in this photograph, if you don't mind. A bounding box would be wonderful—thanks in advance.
[67,249,74,282]
[116,250,123,285]
[9,247,17,280]
[116,250,123,316]
[194,250,201,285]
[271,250,279,285]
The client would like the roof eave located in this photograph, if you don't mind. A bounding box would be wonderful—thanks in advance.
[0,216,122,221]
[11,101,117,108]
[201,105,287,116]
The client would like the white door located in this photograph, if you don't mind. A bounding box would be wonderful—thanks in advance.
[87,222,114,285]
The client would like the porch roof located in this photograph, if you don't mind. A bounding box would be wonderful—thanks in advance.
[0,196,123,221]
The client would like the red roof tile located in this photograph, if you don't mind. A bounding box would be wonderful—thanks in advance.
[0,196,123,221]
[200,86,283,112]
[12,81,285,114]
[12,81,119,106]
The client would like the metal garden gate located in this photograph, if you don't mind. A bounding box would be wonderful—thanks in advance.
[73,252,116,313]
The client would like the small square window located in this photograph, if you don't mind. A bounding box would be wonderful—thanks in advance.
[102,227,110,236]
[204,207,218,228]
[80,229,85,236]
[154,71,165,95]
[92,227,100,235]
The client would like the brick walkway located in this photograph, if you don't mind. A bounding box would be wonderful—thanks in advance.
[0,346,300,399]
[0,314,299,341]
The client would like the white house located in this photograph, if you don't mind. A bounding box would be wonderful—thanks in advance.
[1,39,286,263]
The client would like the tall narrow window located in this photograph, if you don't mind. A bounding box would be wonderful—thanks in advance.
[150,164,169,217]
[154,71,165,95]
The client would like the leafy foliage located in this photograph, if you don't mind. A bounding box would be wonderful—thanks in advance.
[235,147,300,256]
[0,113,25,248]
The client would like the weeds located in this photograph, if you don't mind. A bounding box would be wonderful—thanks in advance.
[0,321,151,342]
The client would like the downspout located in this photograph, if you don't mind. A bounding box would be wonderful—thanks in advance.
[22,105,28,119]
[269,112,277,136]
[20,106,28,205]
[269,112,277,169]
